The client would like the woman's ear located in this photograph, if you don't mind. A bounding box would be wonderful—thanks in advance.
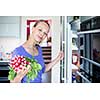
[31,26,35,34]
[32,26,35,31]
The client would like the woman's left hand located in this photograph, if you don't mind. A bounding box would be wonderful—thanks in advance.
[45,51,64,72]
[57,51,64,61]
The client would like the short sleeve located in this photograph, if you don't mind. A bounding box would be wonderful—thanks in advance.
[11,46,23,58]
[11,49,19,58]
[42,65,46,73]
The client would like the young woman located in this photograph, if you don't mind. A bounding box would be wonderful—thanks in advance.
[9,20,64,83]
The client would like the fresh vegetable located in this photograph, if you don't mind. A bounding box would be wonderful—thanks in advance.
[8,55,42,83]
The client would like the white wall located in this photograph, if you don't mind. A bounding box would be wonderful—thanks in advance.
[51,17,61,83]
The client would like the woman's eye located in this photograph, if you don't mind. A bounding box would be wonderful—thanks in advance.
[38,29,47,36]
[39,29,42,32]
[44,32,47,36]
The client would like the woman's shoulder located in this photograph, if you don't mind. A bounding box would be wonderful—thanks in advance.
[14,45,23,52]
[12,45,23,57]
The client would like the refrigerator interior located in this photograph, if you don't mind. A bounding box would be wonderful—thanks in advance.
[92,33,100,82]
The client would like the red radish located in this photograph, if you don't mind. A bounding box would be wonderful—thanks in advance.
[9,55,30,73]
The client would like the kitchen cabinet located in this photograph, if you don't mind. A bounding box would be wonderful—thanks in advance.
[0,16,20,38]
[0,16,20,23]
[0,61,10,83]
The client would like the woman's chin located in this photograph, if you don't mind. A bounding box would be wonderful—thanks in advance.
[35,40,41,44]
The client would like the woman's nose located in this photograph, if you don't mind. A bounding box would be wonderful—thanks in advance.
[39,31,44,36]
[39,31,42,36]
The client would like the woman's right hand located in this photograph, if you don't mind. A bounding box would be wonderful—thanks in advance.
[10,65,31,83]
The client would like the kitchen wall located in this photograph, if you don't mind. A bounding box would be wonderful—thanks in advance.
[0,37,21,53]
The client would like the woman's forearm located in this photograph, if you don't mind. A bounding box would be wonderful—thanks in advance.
[45,51,64,72]
[10,75,23,83]
[45,58,60,72]
[10,77,21,83]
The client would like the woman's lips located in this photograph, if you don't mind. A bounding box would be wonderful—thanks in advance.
[38,35,42,41]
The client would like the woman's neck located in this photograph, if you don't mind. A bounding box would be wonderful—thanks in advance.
[24,39,36,49]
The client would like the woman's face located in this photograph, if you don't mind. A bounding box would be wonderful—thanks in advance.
[32,22,49,43]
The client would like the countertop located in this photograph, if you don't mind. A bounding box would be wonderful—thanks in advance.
[0,60,10,65]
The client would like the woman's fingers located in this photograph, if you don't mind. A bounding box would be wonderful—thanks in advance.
[60,51,64,60]
[11,65,31,83]
[27,65,31,70]
[17,66,31,77]
[22,67,28,75]
[58,51,64,60]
